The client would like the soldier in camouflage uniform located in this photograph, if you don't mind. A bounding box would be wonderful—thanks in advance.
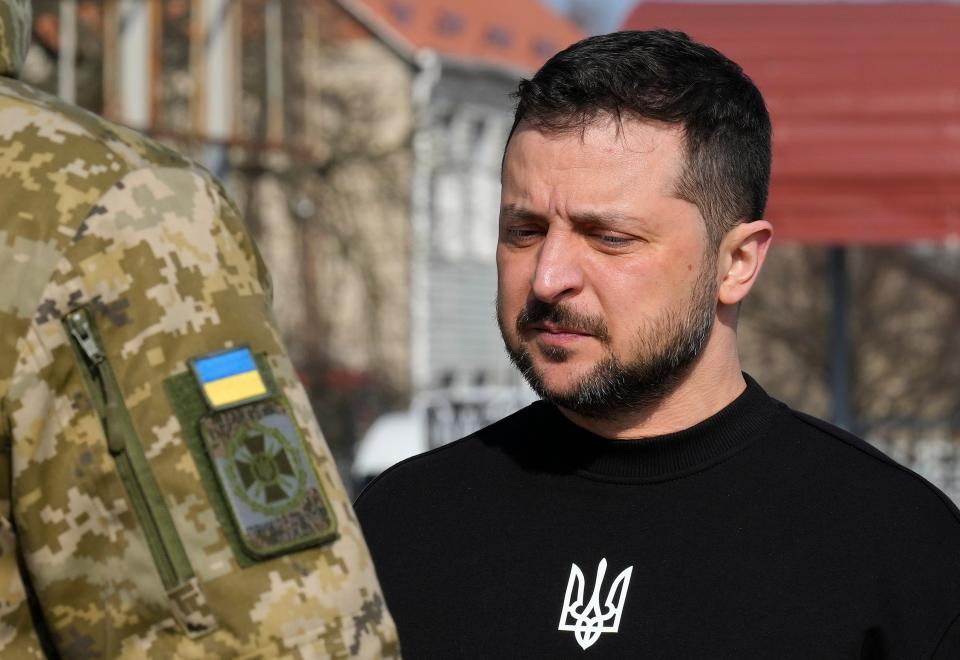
[0,1,400,656]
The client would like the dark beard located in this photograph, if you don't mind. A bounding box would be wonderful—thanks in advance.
[497,262,717,419]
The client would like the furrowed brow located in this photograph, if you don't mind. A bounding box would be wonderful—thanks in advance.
[500,204,544,222]
[500,205,648,230]
[569,210,642,229]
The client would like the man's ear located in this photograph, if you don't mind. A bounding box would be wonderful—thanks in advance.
[716,220,773,306]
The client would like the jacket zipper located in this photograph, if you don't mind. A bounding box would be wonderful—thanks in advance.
[64,307,194,591]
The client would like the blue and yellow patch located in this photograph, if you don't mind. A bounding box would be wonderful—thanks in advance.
[166,348,338,562]
[190,347,268,410]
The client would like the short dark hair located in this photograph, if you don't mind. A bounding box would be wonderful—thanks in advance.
[510,29,771,247]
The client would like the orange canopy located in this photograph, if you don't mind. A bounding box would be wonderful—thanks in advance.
[622,2,960,244]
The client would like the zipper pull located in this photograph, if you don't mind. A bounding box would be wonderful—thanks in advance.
[66,309,106,365]
[65,309,126,455]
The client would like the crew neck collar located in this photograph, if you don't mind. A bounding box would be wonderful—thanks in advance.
[531,374,777,482]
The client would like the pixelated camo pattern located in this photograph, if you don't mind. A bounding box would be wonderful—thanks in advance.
[0,0,28,78]
[0,6,399,656]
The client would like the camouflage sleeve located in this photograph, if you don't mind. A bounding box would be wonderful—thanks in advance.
[7,166,400,658]
[0,415,44,658]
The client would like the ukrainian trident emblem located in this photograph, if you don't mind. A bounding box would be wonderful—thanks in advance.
[558,558,634,650]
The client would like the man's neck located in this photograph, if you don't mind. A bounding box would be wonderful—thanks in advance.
[557,336,747,440]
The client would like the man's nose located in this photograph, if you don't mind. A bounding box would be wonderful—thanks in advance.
[531,229,584,303]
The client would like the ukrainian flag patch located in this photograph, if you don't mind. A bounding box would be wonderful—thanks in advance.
[191,347,269,410]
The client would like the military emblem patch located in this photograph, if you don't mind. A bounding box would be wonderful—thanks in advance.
[165,351,337,561]
[225,416,306,516]
[201,398,335,557]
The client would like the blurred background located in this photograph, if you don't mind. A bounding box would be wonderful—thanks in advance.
[22,0,960,499]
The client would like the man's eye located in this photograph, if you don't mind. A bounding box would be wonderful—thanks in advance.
[595,234,632,248]
[505,228,542,243]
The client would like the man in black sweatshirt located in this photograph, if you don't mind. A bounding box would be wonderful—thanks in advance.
[356,30,960,658]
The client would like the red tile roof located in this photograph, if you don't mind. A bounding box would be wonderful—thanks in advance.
[350,0,584,73]
[623,2,960,244]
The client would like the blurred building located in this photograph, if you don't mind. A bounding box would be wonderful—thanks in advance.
[329,0,583,477]
[338,0,582,391]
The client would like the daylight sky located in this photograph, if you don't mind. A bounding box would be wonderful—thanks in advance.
[542,0,639,34]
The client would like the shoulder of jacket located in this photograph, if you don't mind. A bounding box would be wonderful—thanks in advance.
[0,77,234,258]
[0,79,239,382]
[0,77,197,175]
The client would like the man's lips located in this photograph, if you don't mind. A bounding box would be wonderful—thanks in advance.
[531,322,590,335]
[527,323,593,344]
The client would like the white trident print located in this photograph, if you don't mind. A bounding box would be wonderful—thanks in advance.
[558,558,634,650]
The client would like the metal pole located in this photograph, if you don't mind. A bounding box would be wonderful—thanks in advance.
[101,0,118,119]
[264,0,285,144]
[149,0,162,126]
[58,0,77,103]
[410,50,441,391]
[202,0,232,178]
[117,0,151,128]
[190,0,205,133]
[829,245,853,430]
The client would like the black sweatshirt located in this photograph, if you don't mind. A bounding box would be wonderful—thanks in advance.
[356,377,960,658]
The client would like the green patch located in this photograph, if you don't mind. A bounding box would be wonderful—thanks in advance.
[164,355,337,563]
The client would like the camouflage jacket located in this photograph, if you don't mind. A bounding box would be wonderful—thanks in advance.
[0,2,399,657]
